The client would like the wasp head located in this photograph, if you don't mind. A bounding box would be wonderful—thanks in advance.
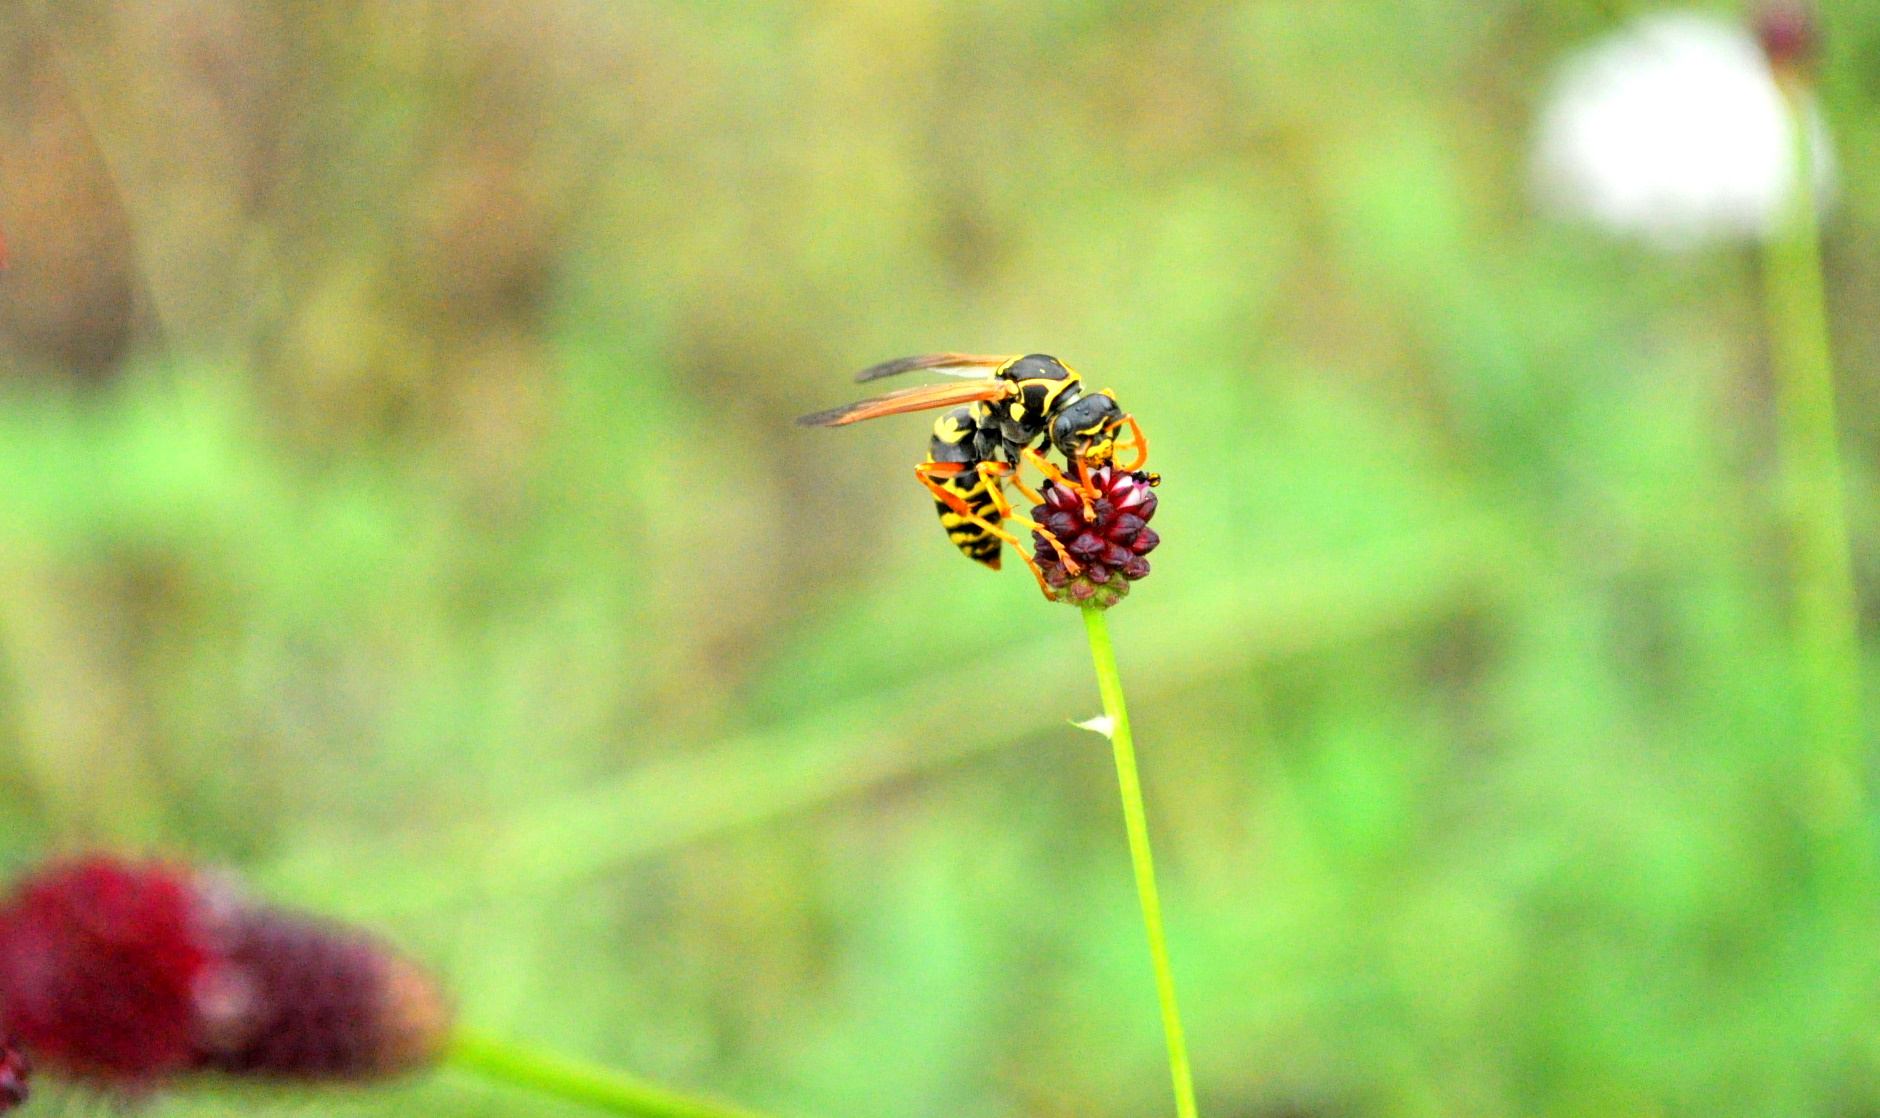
[1049,391,1127,463]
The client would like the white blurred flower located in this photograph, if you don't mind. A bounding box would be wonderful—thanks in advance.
[1532,12,1832,244]
[1072,714,1115,739]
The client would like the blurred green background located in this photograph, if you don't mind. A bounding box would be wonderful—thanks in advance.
[4,0,1880,1115]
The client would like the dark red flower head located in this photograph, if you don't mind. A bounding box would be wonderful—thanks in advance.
[0,856,450,1089]
[1030,466,1159,609]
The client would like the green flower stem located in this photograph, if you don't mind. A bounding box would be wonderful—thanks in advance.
[1763,74,1864,834]
[1082,605,1199,1118]
[447,1028,775,1118]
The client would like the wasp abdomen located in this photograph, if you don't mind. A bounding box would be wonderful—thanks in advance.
[927,407,1003,569]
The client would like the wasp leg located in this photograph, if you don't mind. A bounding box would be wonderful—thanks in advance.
[914,461,1063,598]
[913,459,983,519]
[913,462,1060,582]
[1114,413,1149,471]
[978,461,1082,577]
[1018,446,1079,492]
[1019,447,1096,520]
[1008,470,1049,509]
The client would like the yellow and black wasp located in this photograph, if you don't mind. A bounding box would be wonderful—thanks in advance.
[797,353,1149,593]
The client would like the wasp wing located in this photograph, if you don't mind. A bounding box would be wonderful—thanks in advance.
[796,379,1012,428]
[853,353,1015,383]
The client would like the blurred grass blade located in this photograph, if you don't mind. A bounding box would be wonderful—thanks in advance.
[449,1028,779,1118]
[263,517,1517,919]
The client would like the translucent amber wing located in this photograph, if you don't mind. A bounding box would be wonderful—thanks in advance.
[796,380,1012,428]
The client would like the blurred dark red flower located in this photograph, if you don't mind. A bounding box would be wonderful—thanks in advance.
[0,857,210,1082]
[0,1038,28,1111]
[197,905,451,1080]
[1756,1,1817,73]
[1030,466,1159,609]
[0,856,450,1089]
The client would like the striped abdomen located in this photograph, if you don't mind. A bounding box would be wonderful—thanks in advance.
[928,406,1003,569]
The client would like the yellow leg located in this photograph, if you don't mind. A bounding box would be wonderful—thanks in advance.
[1019,447,1080,491]
[913,460,981,519]
[1020,447,1095,519]
[917,461,1061,596]
[979,461,1081,575]
[1009,470,1049,508]
[1114,413,1149,471]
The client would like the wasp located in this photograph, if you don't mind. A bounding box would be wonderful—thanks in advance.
[797,353,1149,594]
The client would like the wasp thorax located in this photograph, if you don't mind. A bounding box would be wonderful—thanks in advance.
[1000,354,1075,383]
[994,354,1080,445]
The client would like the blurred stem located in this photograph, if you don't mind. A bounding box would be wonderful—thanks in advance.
[27,8,173,352]
[1762,74,1864,836]
[1082,606,1199,1118]
[447,1029,774,1118]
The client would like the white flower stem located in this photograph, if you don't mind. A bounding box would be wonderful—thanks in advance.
[1763,74,1864,835]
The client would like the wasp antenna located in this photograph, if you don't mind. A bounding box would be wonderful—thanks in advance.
[853,353,1012,383]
